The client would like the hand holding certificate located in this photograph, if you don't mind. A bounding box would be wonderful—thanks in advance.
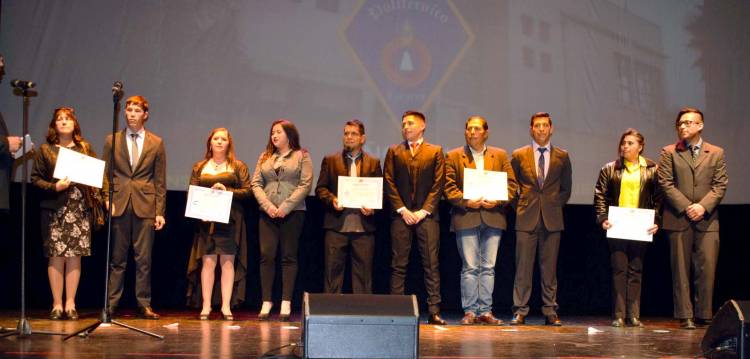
[52,146,105,188]
[337,176,383,209]
[606,206,655,242]
[463,168,508,201]
[185,185,233,224]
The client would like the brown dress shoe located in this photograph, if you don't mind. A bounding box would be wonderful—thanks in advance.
[510,313,526,325]
[627,317,644,327]
[476,312,504,325]
[427,313,447,325]
[611,318,624,327]
[138,306,160,320]
[545,314,562,326]
[460,312,476,325]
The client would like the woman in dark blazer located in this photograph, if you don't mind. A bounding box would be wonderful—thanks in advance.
[31,107,100,320]
[594,128,660,328]
[186,128,251,321]
[251,119,313,321]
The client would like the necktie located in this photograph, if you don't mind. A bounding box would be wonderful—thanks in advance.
[131,133,140,167]
[690,145,699,162]
[410,142,418,155]
[349,157,357,177]
[537,147,547,188]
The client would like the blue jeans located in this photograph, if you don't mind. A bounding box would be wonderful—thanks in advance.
[455,224,502,315]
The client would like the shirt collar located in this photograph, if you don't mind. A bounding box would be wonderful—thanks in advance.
[346,150,362,160]
[532,141,550,153]
[126,127,146,138]
[408,137,424,147]
[468,145,486,157]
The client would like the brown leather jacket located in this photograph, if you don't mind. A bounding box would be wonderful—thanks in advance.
[593,157,662,226]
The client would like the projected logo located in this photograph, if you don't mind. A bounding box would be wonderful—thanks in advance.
[342,0,474,121]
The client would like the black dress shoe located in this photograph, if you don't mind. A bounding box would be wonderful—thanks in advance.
[510,313,526,325]
[427,313,447,325]
[65,309,79,321]
[695,318,712,327]
[627,317,644,327]
[50,309,63,320]
[279,314,290,322]
[679,318,696,329]
[611,318,624,327]
[138,307,160,320]
[258,312,270,321]
[545,314,562,326]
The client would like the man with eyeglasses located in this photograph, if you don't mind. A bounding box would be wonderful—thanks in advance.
[657,107,728,330]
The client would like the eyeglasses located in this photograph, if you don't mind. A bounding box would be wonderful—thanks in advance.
[678,120,701,127]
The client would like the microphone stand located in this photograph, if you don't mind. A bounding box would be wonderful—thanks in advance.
[64,86,163,340]
[0,87,66,338]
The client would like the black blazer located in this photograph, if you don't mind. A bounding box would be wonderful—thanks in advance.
[0,114,12,210]
[384,141,445,219]
[30,142,100,211]
[315,150,382,232]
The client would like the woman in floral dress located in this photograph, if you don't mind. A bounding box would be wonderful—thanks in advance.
[31,107,100,320]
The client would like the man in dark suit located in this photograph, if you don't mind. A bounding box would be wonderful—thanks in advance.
[103,95,166,319]
[0,54,23,213]
[510,112,572,326]
[384,110,446,325]
[444,116,517,325]
[657,107,728,329]
[316,119,382,294]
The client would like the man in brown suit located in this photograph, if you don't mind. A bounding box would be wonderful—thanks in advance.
[510,112,572,326]
[103,95,166,319]
[315,119,382,294]
[444,116,517,325]
[657,107,728,329]
[384,110,446,325]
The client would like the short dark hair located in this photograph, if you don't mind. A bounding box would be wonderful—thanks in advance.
[674,107,704,127]
[465,115,488,130]
[345,119,365,135]
[402,110,426,123]
[618,128,645,156]
[529,112,552,126]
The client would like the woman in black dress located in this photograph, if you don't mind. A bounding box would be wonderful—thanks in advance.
[31,107,100,320]
[186,128,251,320]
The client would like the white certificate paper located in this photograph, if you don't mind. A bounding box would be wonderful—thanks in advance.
[606,206,655,242]
[52,146,105,189]
[337,176,383,209]
[184,185,234,224]
[463,168,508,201]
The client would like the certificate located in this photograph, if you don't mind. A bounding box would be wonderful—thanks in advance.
[606,206,655,242]
[463,168,508,201]
[184,185,234,223]
[337,176,383,209]
[52,146,105,188]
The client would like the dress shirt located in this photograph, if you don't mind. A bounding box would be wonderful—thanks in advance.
[126,127,146,167]
[532,141,551,181]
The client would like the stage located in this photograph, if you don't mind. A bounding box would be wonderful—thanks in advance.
[0,310,705,358]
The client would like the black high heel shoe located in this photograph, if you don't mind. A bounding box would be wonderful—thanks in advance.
[199,311,211,320]
[222,312,234,321]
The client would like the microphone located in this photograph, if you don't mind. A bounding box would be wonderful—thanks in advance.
[112,81,124,97]
[10,79,35,89]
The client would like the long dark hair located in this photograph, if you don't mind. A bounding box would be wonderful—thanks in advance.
[46,107,90,153]
[261,119,302,162]
[198,127,236,171]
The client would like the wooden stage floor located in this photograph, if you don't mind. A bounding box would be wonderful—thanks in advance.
[0,310,706,358]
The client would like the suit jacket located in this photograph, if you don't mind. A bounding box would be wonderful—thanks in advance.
[315,150,383,232]
[102,129,167,218]
[511,144,572,232]
[0,114,12,210]
[251,149,313,213]
[384,141,444,219]
[444,145,518,231]
[657,140,727,232]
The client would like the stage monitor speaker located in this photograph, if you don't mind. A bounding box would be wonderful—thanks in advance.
[701,300,749,359]
[303,292,419,359]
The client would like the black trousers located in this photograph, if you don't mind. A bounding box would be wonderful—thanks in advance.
[324,230,374,294]
[258,211,304,302]
[512,223,561,316]
[108,201,155,309]
[668,228,720,320]
[608,238,647,319]
[390,217,441,314]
